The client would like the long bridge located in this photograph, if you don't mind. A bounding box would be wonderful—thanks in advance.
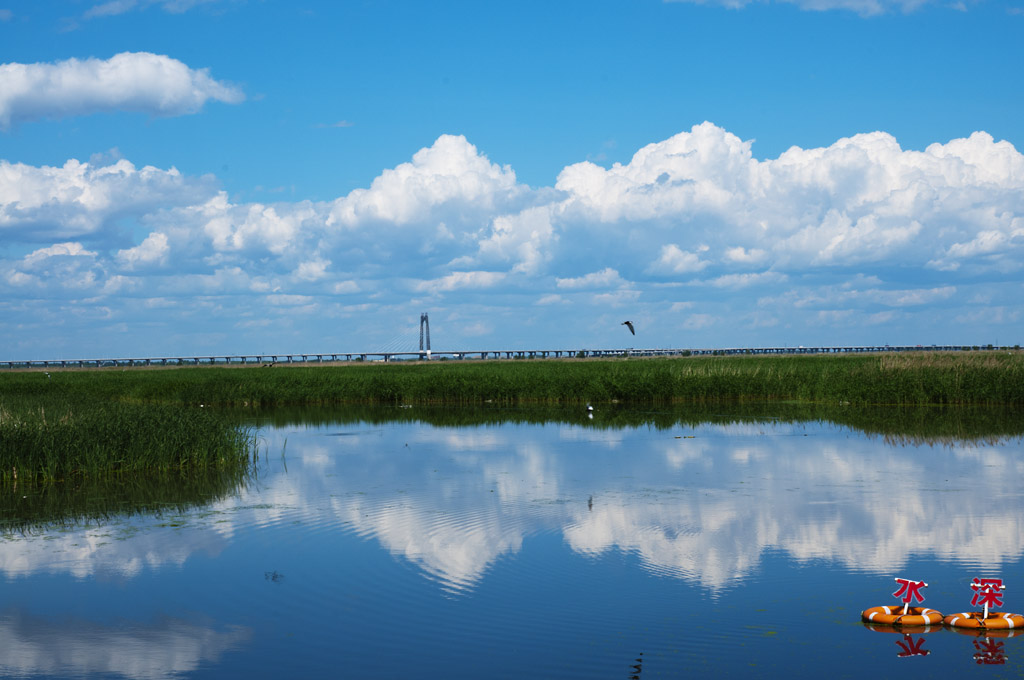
[0,344,1008,370]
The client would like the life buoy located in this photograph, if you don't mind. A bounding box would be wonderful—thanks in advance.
[943,612,1024,630]
[861,605,944,626]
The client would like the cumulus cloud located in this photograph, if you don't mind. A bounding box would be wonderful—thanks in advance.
[327,134,523,228]
[116,232,169,269]
[3,241,105,294]
[0,52,243,128]
[0,157,217,240]
[3,122,1024,354]
[474,205,557,274]
[556,124,1024,278]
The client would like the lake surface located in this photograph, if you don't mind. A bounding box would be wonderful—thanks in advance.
[2,406,1024,678]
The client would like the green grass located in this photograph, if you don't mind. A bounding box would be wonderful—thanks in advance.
[4,352,1024,407]
[0,396,257,483]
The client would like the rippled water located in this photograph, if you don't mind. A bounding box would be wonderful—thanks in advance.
[2,407,1023,678]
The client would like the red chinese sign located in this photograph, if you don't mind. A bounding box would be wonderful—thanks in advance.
[892,578,928,604]
[970,578,1005,610]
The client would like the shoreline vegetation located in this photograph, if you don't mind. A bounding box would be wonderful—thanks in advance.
[5,351,1023,406]
[0,397,257,484]
[3,352,1022,483]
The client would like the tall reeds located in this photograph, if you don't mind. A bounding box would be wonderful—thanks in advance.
[0,395,257,483]
[5,352,1021,408]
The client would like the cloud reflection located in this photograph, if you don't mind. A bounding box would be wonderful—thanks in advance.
[0,610,249,680]
[2,419,1022,594]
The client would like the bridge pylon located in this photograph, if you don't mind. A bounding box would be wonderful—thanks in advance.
[419,313,431,357]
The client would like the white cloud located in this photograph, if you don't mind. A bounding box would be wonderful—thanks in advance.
[116,232,169,269]
[475,206,556,274]
[23,242,97,265]
[416,271,506,293]
[556,267,625,290]
[648,244,710,274]
[0,157,216,240]
[709,271,787,289]
[178,192,319,256]
[83,0,140,17]
[331,280,359,294]
[723,246,767,264]
[328,134,523,228]
[663,0,941,16]
[556,123,1024,276]
[0,52,243,128]
[83,0,222,16]
[3,123,1024,354]
[593,289,641,306]
[293,256,331,282]
[866,286,956,307]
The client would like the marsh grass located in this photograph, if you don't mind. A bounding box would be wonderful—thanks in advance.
[0,395,257,483]
[4,352,1021,408]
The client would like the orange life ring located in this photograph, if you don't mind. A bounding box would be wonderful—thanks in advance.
[861,605,944,626]
[943,612,1024,630]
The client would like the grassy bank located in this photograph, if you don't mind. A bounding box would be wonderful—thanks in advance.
[4,352,1023,407]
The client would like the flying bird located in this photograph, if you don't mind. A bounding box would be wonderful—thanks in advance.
[622,320,635,335]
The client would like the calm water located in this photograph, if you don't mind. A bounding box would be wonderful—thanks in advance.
[2,407,1023,678]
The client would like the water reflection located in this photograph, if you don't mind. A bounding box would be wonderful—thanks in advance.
[2,406,1022,596]
[0,610,249,679]
[316,417,1024,592]
[1,468,252,535]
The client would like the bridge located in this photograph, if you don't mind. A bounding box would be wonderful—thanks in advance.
[0,344,1008,370]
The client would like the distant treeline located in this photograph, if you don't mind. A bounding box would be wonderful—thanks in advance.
[4,352,1023,407]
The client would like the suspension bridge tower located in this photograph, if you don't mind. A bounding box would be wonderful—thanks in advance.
[419,313,431,359]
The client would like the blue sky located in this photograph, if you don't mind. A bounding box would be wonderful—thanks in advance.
[2,0,1023,358]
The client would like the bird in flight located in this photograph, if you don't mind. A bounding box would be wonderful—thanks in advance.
[622,320,635,335]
